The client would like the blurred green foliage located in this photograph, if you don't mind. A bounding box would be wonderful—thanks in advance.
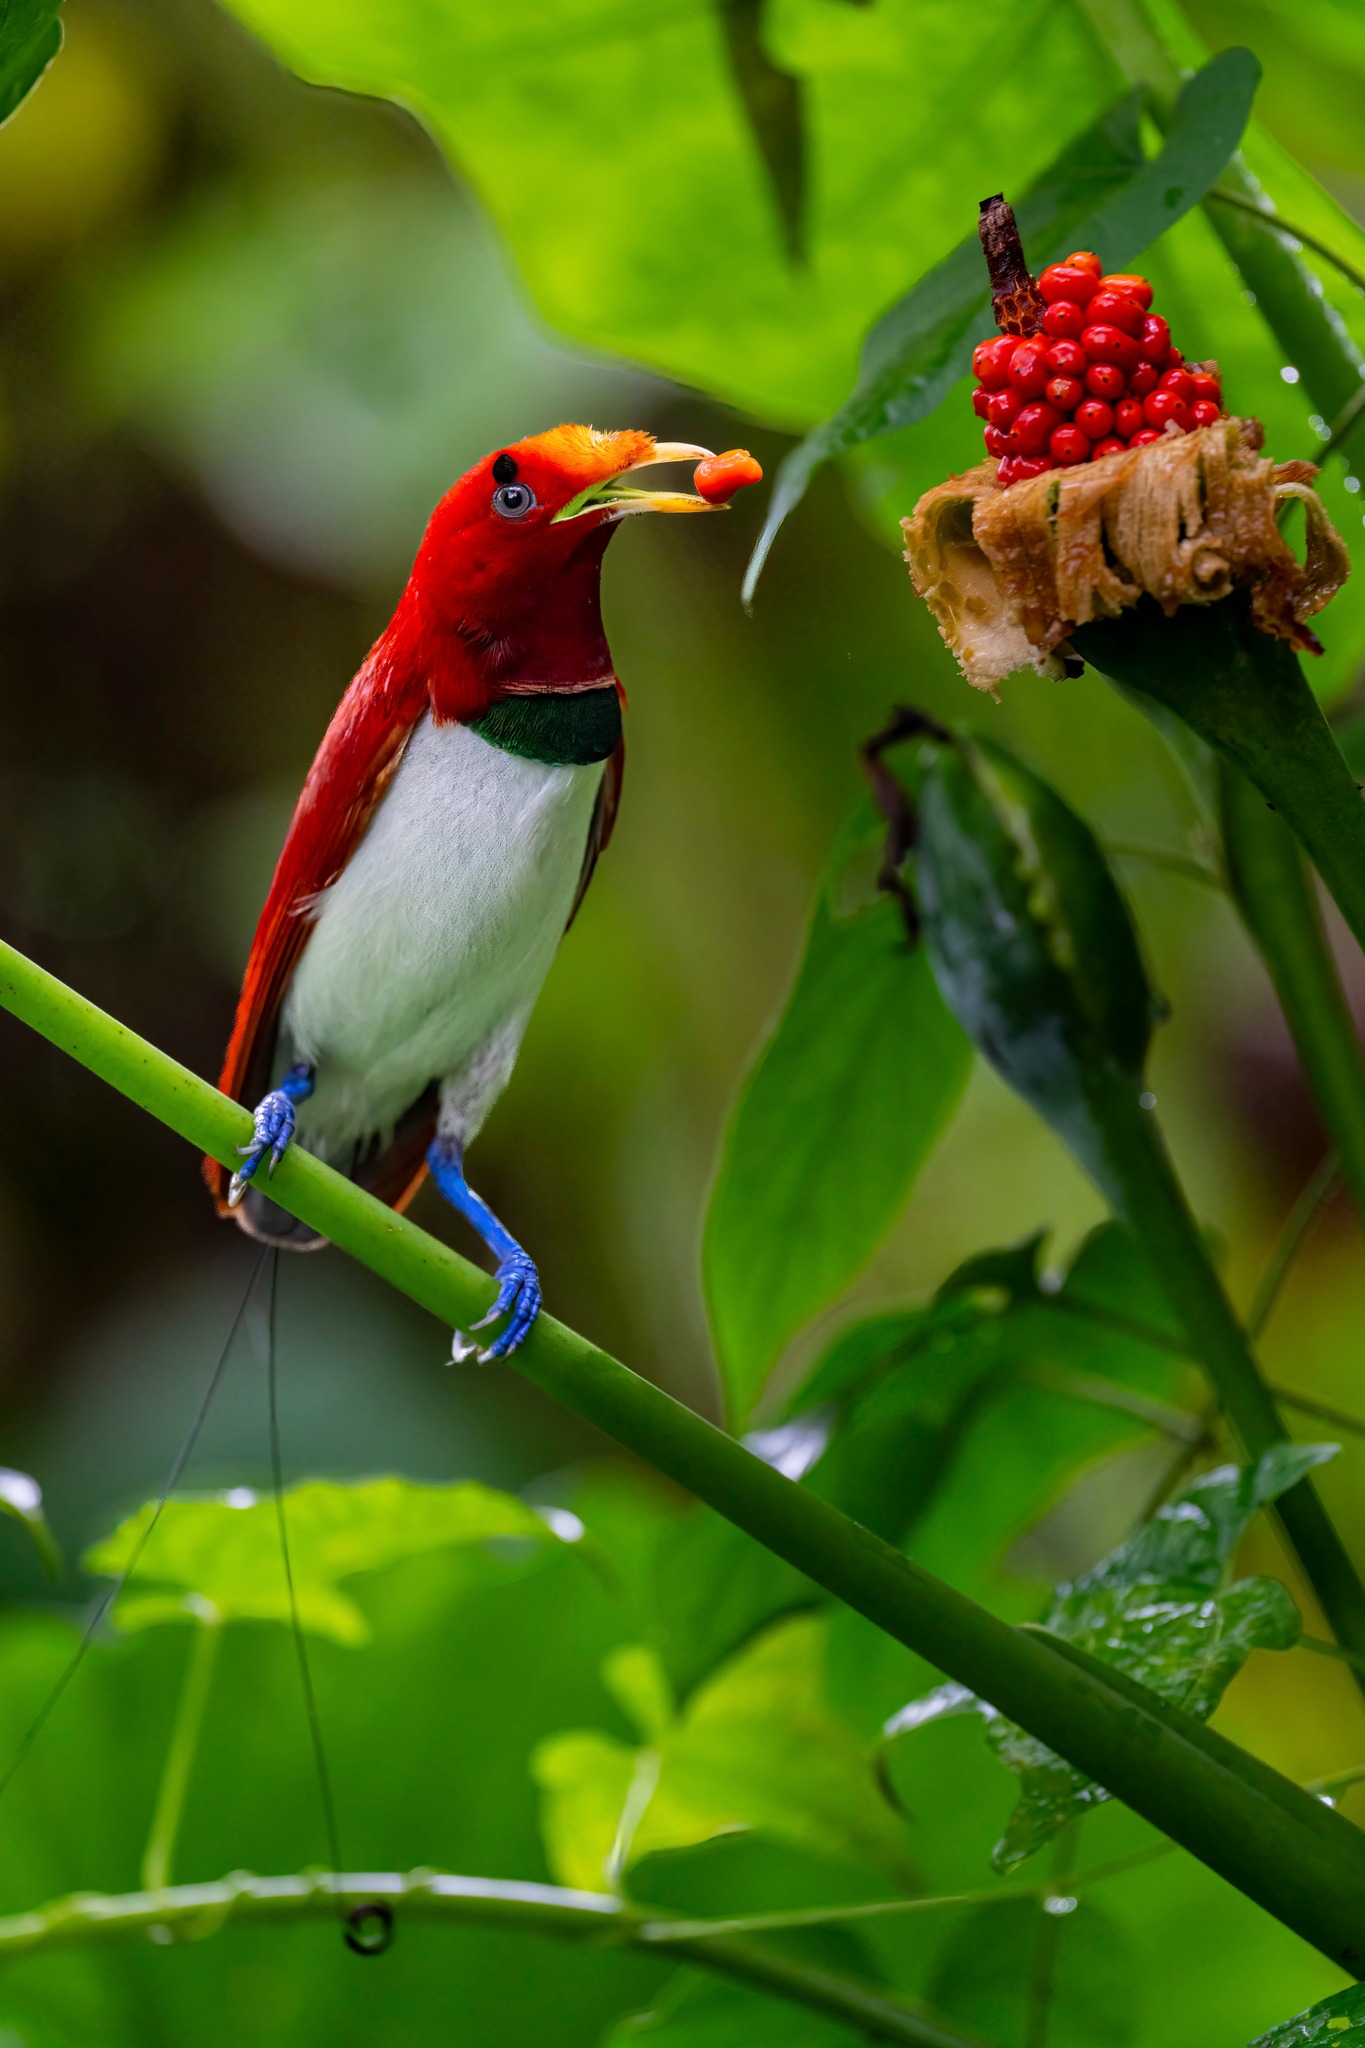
[0,0,1364,2044]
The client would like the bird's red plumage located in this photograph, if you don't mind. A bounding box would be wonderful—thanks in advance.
[205,424,651,1217]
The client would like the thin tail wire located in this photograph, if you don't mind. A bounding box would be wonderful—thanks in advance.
[0,1245,270,1813]
[263,1250,392,1955]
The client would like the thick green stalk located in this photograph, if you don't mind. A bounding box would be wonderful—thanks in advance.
[1085,1062,1365,1665]
[0,1867,975,2046]
[1075,602,1365,962]
[141,1617,220,1894]
[3,942,1365,1969]
[1219,763,1365,1226]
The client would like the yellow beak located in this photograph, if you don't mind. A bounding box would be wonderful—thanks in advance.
[553,443,721,521]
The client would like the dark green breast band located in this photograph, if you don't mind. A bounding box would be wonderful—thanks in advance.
[471,687,622,766]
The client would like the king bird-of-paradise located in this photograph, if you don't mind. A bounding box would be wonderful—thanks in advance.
[206,426,761,1360]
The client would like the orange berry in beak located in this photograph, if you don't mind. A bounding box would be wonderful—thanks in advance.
[693,449,763,504]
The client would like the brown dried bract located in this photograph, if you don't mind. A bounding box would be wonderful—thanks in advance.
[903,417,1350,693]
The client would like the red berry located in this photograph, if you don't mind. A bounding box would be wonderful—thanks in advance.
[972,386,993,419]
[1039,263,1099,306]
[1044,339,1087,378]
[1084,362,1126,400]
[1012,402,1061,454]
[1129,361,1160,397]
[984,425,1011,457]
[1159,367,1196,403]
[1081,324,1140,373]
[1138,314,1171,363]
[995,455,1017,485]
[1042,300,1086,340]
[1075,399,1114,440]
[988,387,1023,427]
[1189,370,1221,405]
[1167,346,1183,366]
[1007,339,1051,397]
[1098,273,1154,312]
[1089,290,1144,336]
[1013,455,1057,479]
[1190,399,1222,429]
[1045,375,1084,413]
[1050,424,1091,465]
[1144,389,1190,431]
[1065,250,1103,277]
[1129,428,1161,446]
[1115,397,1145,437]
[1092,436,1126,459]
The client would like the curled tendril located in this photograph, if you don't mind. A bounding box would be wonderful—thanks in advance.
[343,1901,395,1956]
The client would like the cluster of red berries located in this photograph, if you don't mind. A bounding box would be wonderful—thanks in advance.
[971,251,1225,488]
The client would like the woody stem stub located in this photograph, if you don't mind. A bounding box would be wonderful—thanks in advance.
[978,193,1046,336]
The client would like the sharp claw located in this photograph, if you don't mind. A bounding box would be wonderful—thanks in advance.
[449,1331,480,1366]
[227,1175,246,1209]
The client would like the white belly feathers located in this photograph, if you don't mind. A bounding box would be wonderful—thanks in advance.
[281,713,604,1162]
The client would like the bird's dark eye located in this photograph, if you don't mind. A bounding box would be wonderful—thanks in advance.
[492,482,536,520]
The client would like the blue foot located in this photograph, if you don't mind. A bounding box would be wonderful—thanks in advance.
[228,1063,314,1208]
[428,1139,542,1363]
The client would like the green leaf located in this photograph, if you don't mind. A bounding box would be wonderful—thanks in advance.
[215,0,1126,423]
[914,731,1154,1189]
[0,1465,60,1577]
[0,0,62,128]
[926,1897,1139,2048]
[533,1615,913,1894]
[704,803,970,1425]
[1251,1982,1365,2045]
[886,1449,1327,1871]
[744,49,1260,596]
[83,1477,572,1643]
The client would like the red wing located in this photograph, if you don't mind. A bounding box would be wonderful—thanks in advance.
[567,738,624,930]
[205,643,427,1213]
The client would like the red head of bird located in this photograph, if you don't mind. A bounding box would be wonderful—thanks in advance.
[391,424,717,722]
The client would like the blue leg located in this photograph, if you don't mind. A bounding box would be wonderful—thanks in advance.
[427,1137,542,1362]
[228,1063,315,1208]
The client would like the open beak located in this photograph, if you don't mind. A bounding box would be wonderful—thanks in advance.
[553,442,719,521]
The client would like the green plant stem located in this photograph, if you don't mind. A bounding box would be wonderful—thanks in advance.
[1074,0,1365,465]
[1220,761,1365,1227]
[1300,1635,1365,1678]
[3,944,1365,1970]
[141,1616,220,1894]
[0,1868,974,2046]
[1085,1063,1365,1678]
[1249,1156,1343,1341]
[1205,187,1365,301]
[1025,1832,1079,2048]
[1075,601,1365,964]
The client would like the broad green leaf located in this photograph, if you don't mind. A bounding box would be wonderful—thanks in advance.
[84,1477,571,1643]
[744,50,1260,595]
[0,1464,59,1577]
[704,802,970,1424]
[927,1897,1139,2048]
[886,1449,1330,1871]
[1251,1983,1365,2046]
[0,0,62,128]
[216,0,1128,421]
[534,1615,913,1894]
